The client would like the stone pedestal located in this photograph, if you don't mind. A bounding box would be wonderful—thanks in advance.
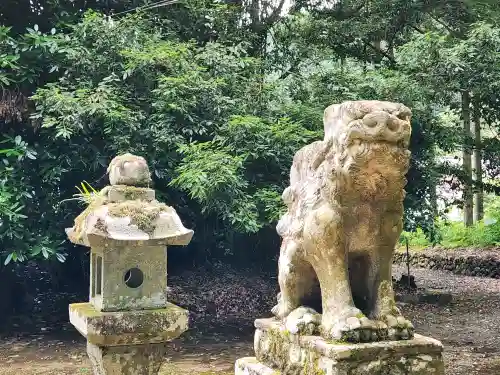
[236,318,445,375]
[70,302,189,375]
[87,343,167,375]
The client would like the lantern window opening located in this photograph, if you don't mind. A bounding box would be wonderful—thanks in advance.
[91,254,103,297]
[124,267,144,289]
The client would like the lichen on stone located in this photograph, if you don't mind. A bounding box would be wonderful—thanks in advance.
[122,186,149,200]
[303,353,326,375]
[107,153,152,187]
[107,200,171,235]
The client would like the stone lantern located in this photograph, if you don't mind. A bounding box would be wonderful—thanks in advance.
[67,153,193,375]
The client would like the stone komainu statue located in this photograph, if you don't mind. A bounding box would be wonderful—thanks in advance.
[273,100,414,342]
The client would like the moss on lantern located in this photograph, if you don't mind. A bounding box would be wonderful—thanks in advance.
[107,200,173,235]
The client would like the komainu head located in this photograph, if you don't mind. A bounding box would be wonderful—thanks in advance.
[323,100,412,148]
[323,100,412,201]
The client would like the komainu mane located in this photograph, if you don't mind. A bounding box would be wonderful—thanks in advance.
[273,100,414,342]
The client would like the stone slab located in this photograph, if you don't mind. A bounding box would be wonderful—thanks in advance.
[107,185,156,203]
[66,228,194,248]
[250,318,445,375]
[396,290,453,306]
[235,358,277,375]
[69,302,188,346]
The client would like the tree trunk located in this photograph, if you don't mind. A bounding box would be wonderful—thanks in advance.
[429,180,439,245]
[461,90,474,227]
[473,101,484,222]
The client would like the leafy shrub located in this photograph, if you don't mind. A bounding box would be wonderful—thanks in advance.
[402,217,500,250]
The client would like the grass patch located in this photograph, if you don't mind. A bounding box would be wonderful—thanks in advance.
[400,219,500,250]
[400,194,500,250]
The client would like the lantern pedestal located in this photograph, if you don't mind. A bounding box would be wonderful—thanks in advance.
[87,342,168,375]
[70,302,188,375]
[69,302,188,346]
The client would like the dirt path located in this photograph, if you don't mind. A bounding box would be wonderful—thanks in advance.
[393,265,500,375]
[0,323,254,375]
[1,267,499,375]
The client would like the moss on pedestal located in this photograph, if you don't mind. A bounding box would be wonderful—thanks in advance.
[69,302,188,346]
[122,186,150,200]
[107,200,172,235]
[251,319,444,375]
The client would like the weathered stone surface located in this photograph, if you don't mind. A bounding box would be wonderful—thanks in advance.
[88,245,167,312]
[66,228,193,249]
[248,318,444,375]
[87,342,167,375]
[107,153,152,187]
[69,302,188,346]
[66,154,193,248]
[395,290,453,306]
[107,185,156,203]
[66,199,193,248]
[234,102,446,375]
[272,100,414,342]
[235,358,278,375]
[237,354,445,375]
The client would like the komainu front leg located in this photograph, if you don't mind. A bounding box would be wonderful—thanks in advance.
[304,204,364,342]
[272,238,316,320]
[371,249,414,340]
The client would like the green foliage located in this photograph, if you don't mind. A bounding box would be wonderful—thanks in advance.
[0,135,67,265]
[4,11,317,262]
[0,24,62,90]
[400,229,432,250]
[60,181,99,205]
[1,0,500,268]
[441,221,500,247]
[402,196,500,249]
[171,142,258,232]
[171,114,318,233]
[402,221,500,249]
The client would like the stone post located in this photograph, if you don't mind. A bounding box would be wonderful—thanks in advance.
[66,153,193,375]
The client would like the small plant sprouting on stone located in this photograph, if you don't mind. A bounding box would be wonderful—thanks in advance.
[60,181,101,206]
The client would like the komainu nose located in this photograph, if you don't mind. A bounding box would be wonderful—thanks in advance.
[361,111,411,145]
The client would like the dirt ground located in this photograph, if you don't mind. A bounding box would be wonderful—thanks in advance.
[0,322,252,375]
[1,266,499,375]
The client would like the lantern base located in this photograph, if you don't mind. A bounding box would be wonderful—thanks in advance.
[69,302,188,346]
[87,342,167,375]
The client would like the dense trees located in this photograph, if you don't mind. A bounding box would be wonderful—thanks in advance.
[1,0,499,268]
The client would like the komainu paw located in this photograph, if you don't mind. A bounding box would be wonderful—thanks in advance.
[283,306,321,335]
[322,311,393,343]
[382,314,415,340]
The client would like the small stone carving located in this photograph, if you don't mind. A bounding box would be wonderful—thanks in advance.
[273,100,414,342]
[107,153,152,187]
